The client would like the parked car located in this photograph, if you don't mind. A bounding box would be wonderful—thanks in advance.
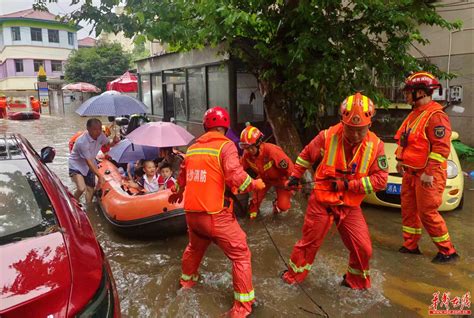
[0,134,120,317]
[364,104,464,211]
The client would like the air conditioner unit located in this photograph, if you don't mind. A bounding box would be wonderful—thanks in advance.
[432,88,447,101]
[449,85,463,102]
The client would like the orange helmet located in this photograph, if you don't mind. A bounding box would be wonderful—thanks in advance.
[239,124,263,149]
[340,92,375,127]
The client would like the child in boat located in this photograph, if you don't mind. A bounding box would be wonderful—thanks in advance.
[129,160,159,193]
[158,163,176,190]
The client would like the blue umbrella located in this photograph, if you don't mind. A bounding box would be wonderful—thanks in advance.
[76,94,148,116]
[108,139,159,163]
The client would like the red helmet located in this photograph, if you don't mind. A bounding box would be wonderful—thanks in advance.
[203,106,230,130]
[239,125,263,149]
[340,92,375,127]
[403,71,441,95]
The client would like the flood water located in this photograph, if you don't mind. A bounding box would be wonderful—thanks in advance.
[1,114,473,318]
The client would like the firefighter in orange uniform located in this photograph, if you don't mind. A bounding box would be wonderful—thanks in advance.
[30,96,41,113]
[281,93,388,289]
[169,106,266,317]
[395,71,459,263]
[0,96,7,119]
[240,124,294,219]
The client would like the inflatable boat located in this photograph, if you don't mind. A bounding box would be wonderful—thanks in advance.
[96,159,187,238]
[8,111,40,120]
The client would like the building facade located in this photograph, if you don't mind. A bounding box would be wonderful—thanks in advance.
[136,46,266,137]
[0,9,79,112]
[409,1,474,146]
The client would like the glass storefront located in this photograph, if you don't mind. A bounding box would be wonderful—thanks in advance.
[187,67,207,122]
[141,74,152,111]
[152,73,163,116]
[236,72,264,123]
[207,65,230,111]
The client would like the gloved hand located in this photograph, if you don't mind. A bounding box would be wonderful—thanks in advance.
[331,179,348,192]
[168,192,184,204]
[253,178,266,191]
[420,172,434,187]
[285,176,300,189]
[396,161,405,176]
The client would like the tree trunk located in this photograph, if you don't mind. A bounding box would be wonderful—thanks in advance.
[263,88,303,164]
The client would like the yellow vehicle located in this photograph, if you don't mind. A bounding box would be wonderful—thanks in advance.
[364,104,464,211]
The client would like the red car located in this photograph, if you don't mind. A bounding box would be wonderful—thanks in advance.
[0,134,120,317]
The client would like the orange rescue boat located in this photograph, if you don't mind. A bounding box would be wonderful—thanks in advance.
[97,159,186,238]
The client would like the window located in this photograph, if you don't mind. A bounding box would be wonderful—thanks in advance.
[30,27,42,41]
[48,29,59,43]
[207,64,230,111]
[152,73,163,116]
[68,32,74,45]
[188,67,206,121]
[51,60,62,72]
[34,60,44,72]
[236,72,264,123]
[14,59,24,73]
[11,27,21,41]
[141,74,152,110]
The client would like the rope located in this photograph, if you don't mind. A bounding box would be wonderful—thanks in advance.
[260,216,329,318]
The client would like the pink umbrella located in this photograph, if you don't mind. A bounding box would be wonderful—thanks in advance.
[106,71,138,92]
[62,82,101,93]
[126,122,195,147]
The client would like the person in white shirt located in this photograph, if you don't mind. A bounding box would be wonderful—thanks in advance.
[129,160,160,193]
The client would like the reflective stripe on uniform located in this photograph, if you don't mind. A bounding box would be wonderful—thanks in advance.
[289,259,312,273]
[296,156,311,169]
[249,211,257,218]
[361,176,374,194]
[234,290,255,302]
[402,226,422,235]
[239,175,252,192]
[362,95,369,112]
[428,152,447,163]
[347,266,370,279]
[432,232,450,243]
[187,148,220,157]
[263,161,273,171]
[359,141,374,174]
[181,273,199,281]
[326,134,338,166]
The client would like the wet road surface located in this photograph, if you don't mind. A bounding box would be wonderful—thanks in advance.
[1,114,473,317]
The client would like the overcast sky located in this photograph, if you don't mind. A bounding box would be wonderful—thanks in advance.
[0,0,98,38]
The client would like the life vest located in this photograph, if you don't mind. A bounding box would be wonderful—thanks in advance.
[314,123,380,207]
[184,131,230,213]
[69,131,84,152]
[394,101,445,169]
[31,99,40,112]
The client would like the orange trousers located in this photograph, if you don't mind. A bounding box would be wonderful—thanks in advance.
[401,169,456,255]
[284,192,372,289]
[248,183,292,217]
[180,208,254,314]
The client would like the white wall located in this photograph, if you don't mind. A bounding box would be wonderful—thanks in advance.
[0,26,77,49]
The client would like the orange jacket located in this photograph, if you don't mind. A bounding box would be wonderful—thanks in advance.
[241,143,294,186]
[176,131,258,213]
[313,123,382,206]
[0,99,6,109]
[293,123,388,205]
[31,99,40,112]
[395,101,450,174]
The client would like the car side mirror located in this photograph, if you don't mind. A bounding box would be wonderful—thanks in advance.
[40,146,55,163]
[451,131,459,141]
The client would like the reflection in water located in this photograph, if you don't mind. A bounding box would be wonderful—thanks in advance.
[1,115,473,317]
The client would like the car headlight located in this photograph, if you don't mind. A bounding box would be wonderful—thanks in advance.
[447,160,458,179]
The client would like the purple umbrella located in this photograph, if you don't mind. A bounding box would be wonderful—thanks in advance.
[109,139,159,163]
[126,121,195,147]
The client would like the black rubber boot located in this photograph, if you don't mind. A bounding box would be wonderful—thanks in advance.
[431,252,460,264]
[398,246,422,255]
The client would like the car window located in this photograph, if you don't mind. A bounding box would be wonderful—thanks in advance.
[0,159,58,245]
[371,108,411,142]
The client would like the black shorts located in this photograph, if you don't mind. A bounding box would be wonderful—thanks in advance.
[69,168,96,188]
